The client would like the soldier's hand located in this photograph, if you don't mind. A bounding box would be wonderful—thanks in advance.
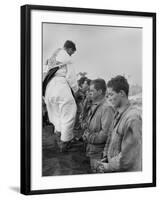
[82,130,90,141]
[95,161,105,173]
[97,161,109,173]
[82,134,87,142]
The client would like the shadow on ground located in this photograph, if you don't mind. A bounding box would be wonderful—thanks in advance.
[42,125,91,176]
[9,186,20,193]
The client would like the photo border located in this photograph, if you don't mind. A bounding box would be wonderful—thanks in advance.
[20,4,156,195]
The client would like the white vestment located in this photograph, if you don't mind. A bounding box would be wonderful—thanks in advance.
[44,48,78,142]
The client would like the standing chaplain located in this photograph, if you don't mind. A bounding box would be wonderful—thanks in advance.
[44,40,78,152]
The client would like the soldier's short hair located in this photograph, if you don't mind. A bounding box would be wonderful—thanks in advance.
[107,75,129,96]
[91,79,106,96]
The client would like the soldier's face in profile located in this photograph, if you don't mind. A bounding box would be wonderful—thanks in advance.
[66,48,75,56]
[89,84,101,102]
[107,87,121,108]
[81,81,89,92]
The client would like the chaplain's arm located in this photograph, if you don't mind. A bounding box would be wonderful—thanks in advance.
[66,64,78,93]
[56,49,78,93]
[56,49,72,65]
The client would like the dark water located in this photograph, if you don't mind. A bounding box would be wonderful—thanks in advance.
[42,126,91,176]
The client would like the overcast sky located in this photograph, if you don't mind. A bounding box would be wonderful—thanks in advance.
[43,23,142,86]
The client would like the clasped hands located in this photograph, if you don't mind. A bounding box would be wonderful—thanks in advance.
[82,130,110,173]
[95,159,109,173]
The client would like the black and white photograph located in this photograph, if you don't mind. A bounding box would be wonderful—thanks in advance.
[42,23,142,176]
[20,5,156,195]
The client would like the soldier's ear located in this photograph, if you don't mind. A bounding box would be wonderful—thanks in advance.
[98,89,103,95]
[119,90,126,97]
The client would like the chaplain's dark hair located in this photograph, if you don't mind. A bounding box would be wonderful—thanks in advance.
[91,78,106,96]
[78,77,91,87]
[107,75,129,96]
[64,40,76,51]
